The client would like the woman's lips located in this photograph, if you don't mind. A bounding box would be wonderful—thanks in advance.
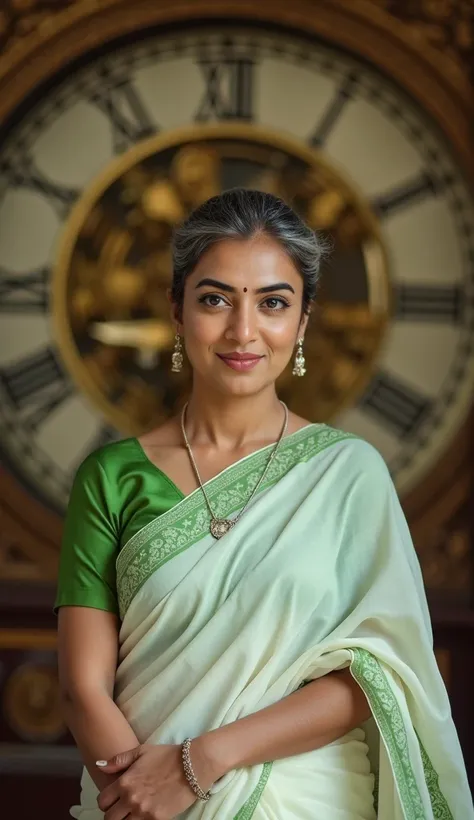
[216,354,263,372]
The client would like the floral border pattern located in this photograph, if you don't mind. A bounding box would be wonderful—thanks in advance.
[117,425,355,616]
[234,762,273,820]
[351,648,453,820]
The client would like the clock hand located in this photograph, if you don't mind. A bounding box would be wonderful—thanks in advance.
[89,319,174,350]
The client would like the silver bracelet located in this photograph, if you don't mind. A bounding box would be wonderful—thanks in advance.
[181,738,211,802]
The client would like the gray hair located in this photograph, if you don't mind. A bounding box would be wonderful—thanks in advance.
[171,188,326,317]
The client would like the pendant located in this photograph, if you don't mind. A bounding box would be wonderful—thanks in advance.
[210,518,234,539]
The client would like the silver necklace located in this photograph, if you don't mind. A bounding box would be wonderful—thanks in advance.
[181,401,289,539]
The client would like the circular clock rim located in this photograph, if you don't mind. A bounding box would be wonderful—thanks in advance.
[0,0,472,174]
[0,0,472,571]
[52,120,391,436]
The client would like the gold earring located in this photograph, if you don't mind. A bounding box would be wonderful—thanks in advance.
[171,334,184,373]
[292,338,306,377]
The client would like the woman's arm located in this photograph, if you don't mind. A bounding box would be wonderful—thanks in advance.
[193,668,371,782]
[96,665,371,812]
[57,606,140,790]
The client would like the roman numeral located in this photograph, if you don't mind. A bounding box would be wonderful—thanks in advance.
[0,347,72,429]
[360,371,432,437]
[395,284,464,323]
[0,156,78,219]
[308,73,359,147]
[196,56,255,121]
[0,267,49,312]
[370,171,452,218]
[90,73,157,153]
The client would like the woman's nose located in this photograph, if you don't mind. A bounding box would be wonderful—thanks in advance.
[225,304,257,345]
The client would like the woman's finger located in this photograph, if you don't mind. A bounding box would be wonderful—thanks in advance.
[103,798,131,820]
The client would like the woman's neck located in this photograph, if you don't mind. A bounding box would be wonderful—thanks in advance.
[184,387,285,451]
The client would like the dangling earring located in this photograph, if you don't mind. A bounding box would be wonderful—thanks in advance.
[171,334,184,373]
[292,338,306,377]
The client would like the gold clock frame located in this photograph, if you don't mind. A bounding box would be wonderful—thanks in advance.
[0,0,472,588]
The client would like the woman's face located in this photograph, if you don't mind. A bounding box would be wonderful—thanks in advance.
[176,234,308,397]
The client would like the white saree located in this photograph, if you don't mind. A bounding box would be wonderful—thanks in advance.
[71,424,472,819]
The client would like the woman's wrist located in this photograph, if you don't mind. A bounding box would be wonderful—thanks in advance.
[190,728,236,785]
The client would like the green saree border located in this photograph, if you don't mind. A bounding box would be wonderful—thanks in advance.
[417,734,455,820]
[233,762,273,820]
[350,648,453,820]
[117,424,355,616]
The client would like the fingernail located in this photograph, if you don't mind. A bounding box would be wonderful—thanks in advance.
[96,760,107,767]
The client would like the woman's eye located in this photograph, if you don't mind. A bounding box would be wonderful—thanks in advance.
[262,297,289,310]
[200,294,228,307]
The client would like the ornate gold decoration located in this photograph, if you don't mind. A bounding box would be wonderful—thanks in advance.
[382,0,474,84]
[3,662,66,742]
[0,2,471,156]
[171,334,184,374]
[53,123,390,434]
[0,1,472,90]
[292,339,306,378]
[0,1,77,49]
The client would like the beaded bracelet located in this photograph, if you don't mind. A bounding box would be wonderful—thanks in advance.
[181,738,211,802]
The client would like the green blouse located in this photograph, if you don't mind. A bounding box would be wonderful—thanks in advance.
[54,439,184,616]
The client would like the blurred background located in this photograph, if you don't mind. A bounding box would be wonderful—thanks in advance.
[0,0,473,816]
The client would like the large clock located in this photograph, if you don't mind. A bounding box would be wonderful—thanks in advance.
[0,7,473,562]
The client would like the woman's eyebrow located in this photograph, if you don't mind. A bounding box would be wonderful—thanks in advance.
[195,278,235,292]
[256,282,295,295]
[195,278,295,295]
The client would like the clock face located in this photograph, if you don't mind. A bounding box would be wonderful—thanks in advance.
[0,26,473,514]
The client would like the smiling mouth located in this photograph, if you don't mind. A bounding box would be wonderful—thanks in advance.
[216,353,264,371]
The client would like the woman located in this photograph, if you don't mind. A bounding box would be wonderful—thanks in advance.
[55,188,472,819]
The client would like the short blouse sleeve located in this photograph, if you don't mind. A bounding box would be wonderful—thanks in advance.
[54,450,120,616]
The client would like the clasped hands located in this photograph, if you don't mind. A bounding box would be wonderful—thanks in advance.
[96,739,219,820]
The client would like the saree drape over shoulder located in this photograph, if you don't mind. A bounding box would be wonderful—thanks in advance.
[68,425,472,819]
